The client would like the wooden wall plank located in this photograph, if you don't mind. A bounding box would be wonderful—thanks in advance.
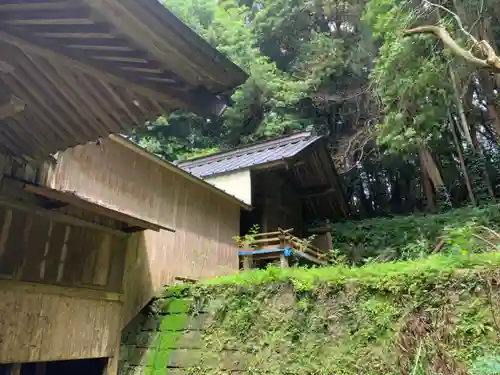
[0,283,122,364]
[44,139,241,326]
[21,215,51,282]
[43,222,66,283]
[0,210,26,278]
[93,233,111,286]
[61,225,84,285]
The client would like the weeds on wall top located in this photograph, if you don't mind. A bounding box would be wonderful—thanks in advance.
[164,252,500,374]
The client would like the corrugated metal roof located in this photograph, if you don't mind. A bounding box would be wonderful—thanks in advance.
[176,132,323,178]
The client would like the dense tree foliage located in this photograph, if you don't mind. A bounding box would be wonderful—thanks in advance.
[131,0,500,218]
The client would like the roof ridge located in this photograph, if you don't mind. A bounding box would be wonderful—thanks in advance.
[177,131,314,167]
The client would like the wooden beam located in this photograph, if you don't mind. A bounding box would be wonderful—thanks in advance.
[0,280,123,302]
[0,2,76,11]
[66,44,132,51]
[0,30,189,109]
[0,60,14,74]
[301,186,336,199]
[23,184,175,233]
[0,196,128,238]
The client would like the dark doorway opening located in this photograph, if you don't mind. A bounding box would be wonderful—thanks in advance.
[0,358,107,375]
[239,206,262,236]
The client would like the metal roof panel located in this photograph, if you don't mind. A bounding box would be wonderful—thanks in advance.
[177,132,323,178]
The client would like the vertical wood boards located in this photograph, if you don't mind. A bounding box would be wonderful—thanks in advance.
[0,284,122,364]
[255,171,304,237]
[0,206,126,293]
[43,139,241,327]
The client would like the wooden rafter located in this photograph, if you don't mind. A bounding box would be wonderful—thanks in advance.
[0,95,25,120]
[0,0,247,159]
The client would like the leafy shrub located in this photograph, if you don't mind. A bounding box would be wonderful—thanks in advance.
[330,204,500,262]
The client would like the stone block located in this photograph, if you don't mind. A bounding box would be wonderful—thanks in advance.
[167,349,203,368]
[174,330,204,349]
[167,349,246,370]
[128,366,146,375]
[119,345,131,361]
[127,347,150,366]
[187,313,213,330]
[152,349,171,369]
[136,331,158,348]
[157,330,183,350]
[155,298,193,314]
[143,315,161,331]
[159,314,189,331]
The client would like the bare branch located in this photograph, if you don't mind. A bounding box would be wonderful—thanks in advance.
[423,0,479,44]
[403,25,500,72]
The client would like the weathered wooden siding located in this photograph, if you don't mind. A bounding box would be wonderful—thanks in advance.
[0,205,125,293]
[44,139,241,325]
[0,195,126,364]
[0,282,122,364]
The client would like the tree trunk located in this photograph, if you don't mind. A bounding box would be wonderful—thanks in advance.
[470,124,496,199]
[420,156,436,212]
[449,113,476,205]
[419,147,444,189]
[419,148,440,212]
[478,70,500,137]
[449,66,474,145]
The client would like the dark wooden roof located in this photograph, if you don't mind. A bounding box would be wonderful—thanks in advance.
[178,131,350,220]
[0,0,248,159]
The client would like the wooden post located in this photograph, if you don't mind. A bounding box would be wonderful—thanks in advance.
[280,252,289,268]
[103,356,118,375]
[243,255,253,270]
[103,336,122,375]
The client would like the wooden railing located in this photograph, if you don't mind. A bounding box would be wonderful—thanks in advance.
[247,228,329,261]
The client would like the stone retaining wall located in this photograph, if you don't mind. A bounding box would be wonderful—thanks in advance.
[118,295,243,374]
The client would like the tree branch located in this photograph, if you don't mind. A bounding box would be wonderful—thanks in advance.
[423,0,479,44]
[403,25,500,72]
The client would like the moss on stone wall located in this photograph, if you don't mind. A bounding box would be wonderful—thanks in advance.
[119,253,500,374]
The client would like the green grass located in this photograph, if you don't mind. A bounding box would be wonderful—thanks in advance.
[202,252,500,290]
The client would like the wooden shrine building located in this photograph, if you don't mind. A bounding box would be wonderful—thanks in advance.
[0,1,247,374]
[177,131,349,268]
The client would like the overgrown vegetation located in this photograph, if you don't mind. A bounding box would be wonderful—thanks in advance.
[330,204,500,262]
[159,253,500,374]
[129,0,500,218]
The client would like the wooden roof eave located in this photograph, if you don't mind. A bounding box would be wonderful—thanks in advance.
[0,31,227,118]
[84,0,248,93]
[23,184,175,233]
